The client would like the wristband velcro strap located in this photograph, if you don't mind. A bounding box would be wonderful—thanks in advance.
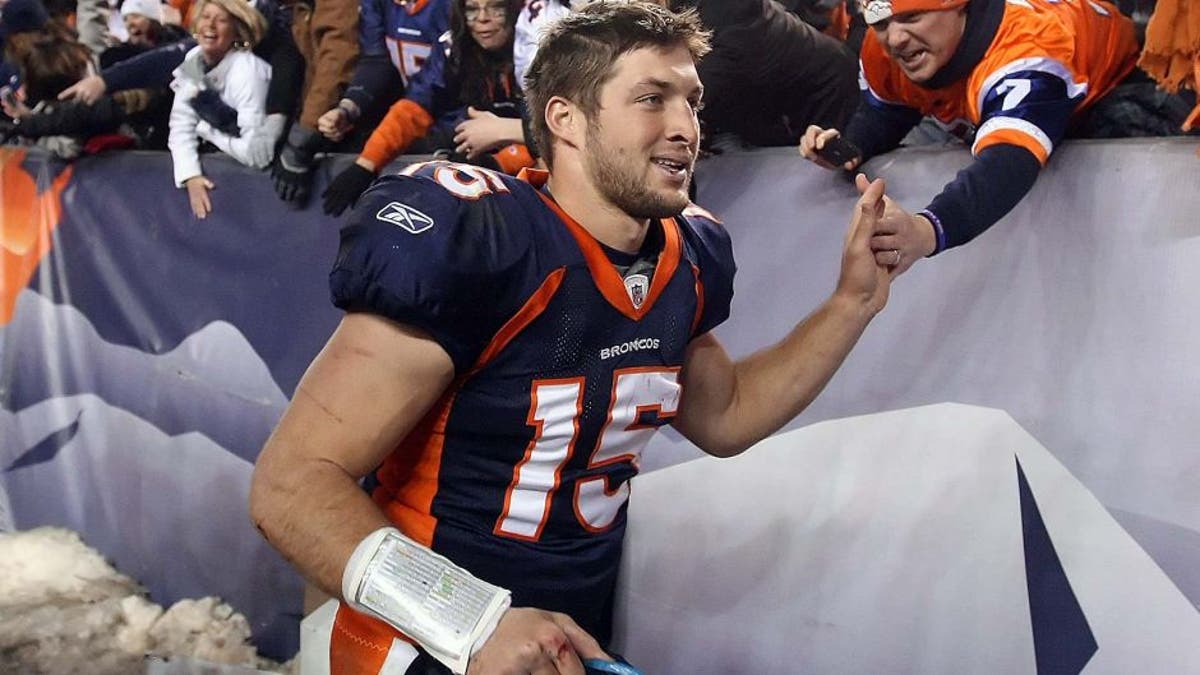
[342,527,511,674]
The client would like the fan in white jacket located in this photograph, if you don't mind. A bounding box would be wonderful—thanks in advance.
[169,0,275,219]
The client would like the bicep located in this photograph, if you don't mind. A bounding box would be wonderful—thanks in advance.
[259,312,456,480]
[672,332,737,451]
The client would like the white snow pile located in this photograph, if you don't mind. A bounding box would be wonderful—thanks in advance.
[0,527,293,674]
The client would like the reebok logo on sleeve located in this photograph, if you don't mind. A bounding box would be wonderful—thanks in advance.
[376,202,435,234]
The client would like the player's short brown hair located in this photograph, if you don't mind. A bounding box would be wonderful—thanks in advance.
[523,1,711,168]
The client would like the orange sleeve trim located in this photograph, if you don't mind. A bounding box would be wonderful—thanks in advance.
[330,603,403,675]
[360,99,436,169]
[491,144,535,175]
[974,129,1050,165]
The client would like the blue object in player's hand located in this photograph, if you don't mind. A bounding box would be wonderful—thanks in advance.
[583,658,644,675]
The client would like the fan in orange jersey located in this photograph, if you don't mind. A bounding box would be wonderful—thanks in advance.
[801,0,1146,274]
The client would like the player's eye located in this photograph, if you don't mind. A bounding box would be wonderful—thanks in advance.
[637,94,663,106]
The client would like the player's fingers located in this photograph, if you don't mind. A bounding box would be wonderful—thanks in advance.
[550,646,586,675]
[553,614,608,662]
[849,176,886,245]
[856,175,885,205]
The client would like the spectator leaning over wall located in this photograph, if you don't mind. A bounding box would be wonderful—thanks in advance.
[267,0,358,207]
[321,0,530,216]
[58,0,302,147]
[799,0,1159,275]
[168,0,273,219]
[313,0,450,149]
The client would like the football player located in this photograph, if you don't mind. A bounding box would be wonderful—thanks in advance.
[251,3,896,673]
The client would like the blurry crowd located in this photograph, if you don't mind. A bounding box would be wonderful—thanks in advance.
[0,0,1195,220]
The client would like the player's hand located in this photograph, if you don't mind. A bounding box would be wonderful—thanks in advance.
[58,75,107,105]
[185,175,215,219]
[866,197,937,277]
[799,125,860,172]
[835,174,891,315]
[322,161,376,216]
[317,103,356,142]
[467,607,610,675]
[453,107,512,159]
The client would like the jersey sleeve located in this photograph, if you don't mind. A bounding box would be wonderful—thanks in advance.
[970,61,1083,164]
[680,206,736,338]
[329,164,535,372]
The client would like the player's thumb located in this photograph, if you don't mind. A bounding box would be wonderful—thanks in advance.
[467,106,481,118]
[556,616,609,661]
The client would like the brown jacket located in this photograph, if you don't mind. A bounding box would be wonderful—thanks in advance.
[291,0,359,129]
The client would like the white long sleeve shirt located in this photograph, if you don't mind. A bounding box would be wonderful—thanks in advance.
[169,47,276,187]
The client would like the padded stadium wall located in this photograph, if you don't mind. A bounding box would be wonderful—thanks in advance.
[1,140,1197,665]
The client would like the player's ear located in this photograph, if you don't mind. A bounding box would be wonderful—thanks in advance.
[545,96,583,150]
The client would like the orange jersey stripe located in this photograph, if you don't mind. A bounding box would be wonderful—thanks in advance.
[470,267,567,374]
[532,189,682,322]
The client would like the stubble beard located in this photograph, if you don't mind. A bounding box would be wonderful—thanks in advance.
[584,122,690,221]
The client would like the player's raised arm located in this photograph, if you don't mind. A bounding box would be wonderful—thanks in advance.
[673,175,892,457]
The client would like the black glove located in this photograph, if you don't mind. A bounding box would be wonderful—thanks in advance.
[271,124,324,205]
[192,89,240,137]
[322,163,376,216]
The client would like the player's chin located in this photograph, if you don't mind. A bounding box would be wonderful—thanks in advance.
[645,188,690,218]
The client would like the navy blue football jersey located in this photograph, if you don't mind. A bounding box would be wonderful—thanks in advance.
[329,161,735,645]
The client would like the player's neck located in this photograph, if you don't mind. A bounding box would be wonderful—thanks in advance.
[546,169,651,255]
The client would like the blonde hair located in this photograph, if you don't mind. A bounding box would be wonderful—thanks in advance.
[190,0,266,49]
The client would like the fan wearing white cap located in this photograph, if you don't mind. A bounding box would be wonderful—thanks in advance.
[120,0,164,46]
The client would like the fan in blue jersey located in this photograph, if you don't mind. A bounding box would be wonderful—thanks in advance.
[251,3,898,674]
[315,0,452,145]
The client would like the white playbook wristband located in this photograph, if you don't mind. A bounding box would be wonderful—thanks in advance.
[341,526,511,675]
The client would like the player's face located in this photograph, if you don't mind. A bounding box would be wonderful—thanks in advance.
[873,8,966,83]
[583,45,702,220]
[464,0,511,52]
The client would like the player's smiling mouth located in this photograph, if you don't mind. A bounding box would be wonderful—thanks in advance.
[652,156,689,177]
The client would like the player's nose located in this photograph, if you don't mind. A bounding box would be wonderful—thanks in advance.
[664,99,698,148]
